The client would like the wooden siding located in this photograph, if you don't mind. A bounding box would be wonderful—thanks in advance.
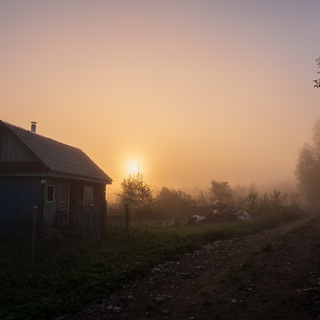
[0,126,39,162]
[66,181,106,237]
[0,177,42,237]
[0,177,107,238]
[0,162,46,174]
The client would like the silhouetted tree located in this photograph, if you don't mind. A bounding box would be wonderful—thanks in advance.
[270,188,286,209]
[246,190,259,212]
[116,170,154,209]
[296,118,320,206]
[314,57,320,88]
[208,180,233,204]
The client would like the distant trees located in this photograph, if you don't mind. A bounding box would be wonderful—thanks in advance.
[296,118,320,206]
[196,189,209,205]
[208,181,295,215]
[314,57,320,88]
[114,171,298,223]
[234,187,288,215]
[155,187,195,218]
[208,180,233,204]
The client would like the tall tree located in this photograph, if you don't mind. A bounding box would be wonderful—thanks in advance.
[208,180,233,204]
[296,118,320,205]
[314,57,320,88]
[116,170,154,208]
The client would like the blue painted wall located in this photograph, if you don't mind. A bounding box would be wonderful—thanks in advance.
[0,177,42,238]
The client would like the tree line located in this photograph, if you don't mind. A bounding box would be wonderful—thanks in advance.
[114,120,320,221]
[113,57,320,220]
[114,169,301,222]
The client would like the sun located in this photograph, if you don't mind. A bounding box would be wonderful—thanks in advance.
[125,159,140,175]
[128,164,139,175]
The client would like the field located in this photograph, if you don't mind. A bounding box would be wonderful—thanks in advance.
[0,209,304,320]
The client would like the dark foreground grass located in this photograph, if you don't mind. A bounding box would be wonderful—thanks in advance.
[0,209,301,320]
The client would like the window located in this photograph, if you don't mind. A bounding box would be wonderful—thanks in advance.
[47,185,55,203]
[83,186,93,207]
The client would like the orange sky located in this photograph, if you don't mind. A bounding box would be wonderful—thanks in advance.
[1,1,320,201]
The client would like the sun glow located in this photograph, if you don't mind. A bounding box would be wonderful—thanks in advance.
[125,159,140,176]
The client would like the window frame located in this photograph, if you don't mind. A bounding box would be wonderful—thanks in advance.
[46,185,55,203]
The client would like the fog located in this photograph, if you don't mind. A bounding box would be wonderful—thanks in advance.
[1,1,319,202]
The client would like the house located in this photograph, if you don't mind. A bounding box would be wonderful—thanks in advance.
[0,120,112,238]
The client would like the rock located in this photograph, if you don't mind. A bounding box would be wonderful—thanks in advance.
[128,295,135,301]
[113,306,122,313]
[155,294,165,302]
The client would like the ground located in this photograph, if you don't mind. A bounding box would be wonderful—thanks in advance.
[61,213,320,320]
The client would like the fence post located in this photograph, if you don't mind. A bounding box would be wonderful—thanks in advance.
[91,203,94,245]
[32,206,38,265]
[125,203,129,234]
[77,200,80,236]
[104,200,107,237]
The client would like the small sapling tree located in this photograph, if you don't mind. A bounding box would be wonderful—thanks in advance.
[245,190,259,212]
[116,169,154,224]
[270,188,286,209]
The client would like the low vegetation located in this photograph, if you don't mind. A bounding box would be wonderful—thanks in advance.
[0,208,302,320]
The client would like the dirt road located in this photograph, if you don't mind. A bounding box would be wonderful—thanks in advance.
[62,214,320,320]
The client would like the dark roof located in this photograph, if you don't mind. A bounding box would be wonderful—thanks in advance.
[1,121,112,184]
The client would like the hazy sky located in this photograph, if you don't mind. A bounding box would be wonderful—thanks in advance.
[1,0,319,200]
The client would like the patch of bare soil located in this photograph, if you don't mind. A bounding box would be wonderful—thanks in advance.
[63,214,320,320]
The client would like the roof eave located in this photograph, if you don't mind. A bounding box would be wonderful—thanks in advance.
[46,171,112,184]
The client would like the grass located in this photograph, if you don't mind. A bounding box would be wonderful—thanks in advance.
[0,209,301,320]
